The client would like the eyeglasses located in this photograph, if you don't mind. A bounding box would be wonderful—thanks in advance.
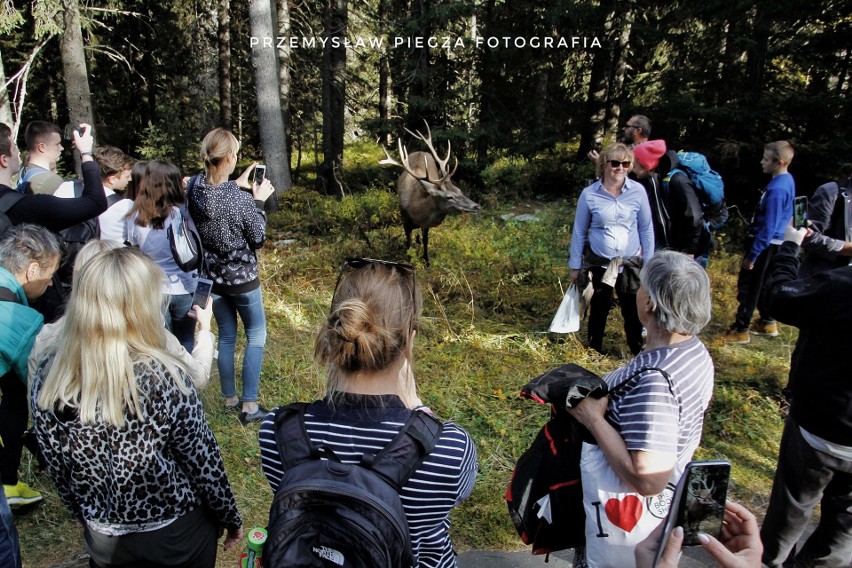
[625,123,640,129]
[331,257,417,307]
[609,160,632,169]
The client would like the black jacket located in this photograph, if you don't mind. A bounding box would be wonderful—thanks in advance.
[765,241,852,445]
[799,177,852,278]
[659,151,709,257]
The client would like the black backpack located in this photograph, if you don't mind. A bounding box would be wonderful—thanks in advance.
[56,180,124,285]
[264,403,442,568]
[0,189,24,236]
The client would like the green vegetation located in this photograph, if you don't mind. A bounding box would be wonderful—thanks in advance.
[14,188,790,567]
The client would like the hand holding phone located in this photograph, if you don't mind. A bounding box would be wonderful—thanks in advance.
[63,124,84,141]
[252,164,266,186]
[652,460,730,567]
[189,278,213,329]
[793,195,808,228]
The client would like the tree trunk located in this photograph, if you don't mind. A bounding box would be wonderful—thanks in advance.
[604,6,633,137]
[276,0,292,155]
[318,0,346,196]
[0,49,11,125]
[377,0,392,144]
[248,0,291,207]
[577,0,616,159]
[60,0,94,173]
[217,0,232,129]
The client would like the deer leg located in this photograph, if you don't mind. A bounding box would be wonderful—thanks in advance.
[422,227,430,266]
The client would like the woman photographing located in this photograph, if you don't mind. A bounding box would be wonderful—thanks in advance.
[569,143,654,355]
[259,258,478,567]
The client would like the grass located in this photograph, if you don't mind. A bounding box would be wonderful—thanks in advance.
[14,191,792,567]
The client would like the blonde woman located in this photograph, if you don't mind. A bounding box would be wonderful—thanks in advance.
[569,142,655,355]
[187,128,275,423]
[28,239,215,389]
[259,259,478,567]
[30,248,242,568]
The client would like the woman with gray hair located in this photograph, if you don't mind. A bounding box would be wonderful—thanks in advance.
[568,250,715,568]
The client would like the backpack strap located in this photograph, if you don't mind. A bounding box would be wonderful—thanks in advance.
[361,410,443,490]
[273,401,443,492]
[0,189,24,214]
[0,287,19,303]
[609,365,672,396]
[16,165,49,192]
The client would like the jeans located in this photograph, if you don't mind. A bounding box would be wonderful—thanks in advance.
[0,491,21,568]
[761,417,852,567]
[212,287,267,403]
[733,243,778,330]
[165,293,196,352]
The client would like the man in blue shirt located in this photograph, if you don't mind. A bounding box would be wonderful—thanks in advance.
[725,141,795,343]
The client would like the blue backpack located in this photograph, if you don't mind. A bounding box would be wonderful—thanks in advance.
[665,151,728,230]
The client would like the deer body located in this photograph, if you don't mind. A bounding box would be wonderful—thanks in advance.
[381,124,480,264]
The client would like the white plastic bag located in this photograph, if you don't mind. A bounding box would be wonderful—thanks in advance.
[548,284,581,333]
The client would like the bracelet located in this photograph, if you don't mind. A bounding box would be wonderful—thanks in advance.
[80,152,93,157]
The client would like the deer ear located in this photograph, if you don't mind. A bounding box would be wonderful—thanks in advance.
[419,180,442,196]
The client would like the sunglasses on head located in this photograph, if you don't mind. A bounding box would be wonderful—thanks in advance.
[609,160,632,169]
[625,123,640,129]
[331,257,416,306]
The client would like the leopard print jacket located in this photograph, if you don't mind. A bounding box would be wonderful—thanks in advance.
[30,357,242,532]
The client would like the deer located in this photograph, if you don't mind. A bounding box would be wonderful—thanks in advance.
[683,469,725,538]
[380,122,480,265]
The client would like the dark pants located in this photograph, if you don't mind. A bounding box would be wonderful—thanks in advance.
[760,417,852,567]
[85,507,218,568]
[587,267,643,356]
[0,373,28,486]
[0,491,21,568]
[734,243,778,330]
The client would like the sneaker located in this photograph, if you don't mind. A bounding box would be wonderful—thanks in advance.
[723,328,750,344]
[4,481,43,508]
[239,405,270,425]
[224,399,240,413]
[750,319,779,337]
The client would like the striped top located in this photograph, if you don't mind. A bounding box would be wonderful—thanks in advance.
[259,394,478,568]
[602,336,714,464]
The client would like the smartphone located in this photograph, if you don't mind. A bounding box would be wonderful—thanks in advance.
[653,460,731,567]
[793,195,808,228]
[253,164,266,186]
[63,124,84,141]
[192,278,213,310]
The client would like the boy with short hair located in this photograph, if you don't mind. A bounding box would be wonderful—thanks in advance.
[16,121,64,195]
[725,140,796,343]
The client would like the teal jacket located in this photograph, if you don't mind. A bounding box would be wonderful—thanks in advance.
[0,266,43,383]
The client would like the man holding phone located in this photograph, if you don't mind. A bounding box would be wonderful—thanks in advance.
[759,224,852,567]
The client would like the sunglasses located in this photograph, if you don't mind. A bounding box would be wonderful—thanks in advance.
[609,160,632,169]
[331,257,417,307]
[625,123,640,129]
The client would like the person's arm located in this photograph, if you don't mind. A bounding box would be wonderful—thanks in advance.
[807,183,836,233]
[764,226,846,328]
[635,183,655,260]
[748,186,787,263]
[801,229,846,261]
[568,395,675,496]
[669,176,705,255]
[241,183,273,250]
[166,372,242,533]
[569,190,592,275]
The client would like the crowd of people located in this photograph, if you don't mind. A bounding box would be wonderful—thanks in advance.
[0,112,849,568]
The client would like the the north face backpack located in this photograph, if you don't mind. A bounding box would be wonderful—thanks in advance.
[665,151,728,230]
[264,403,442,568]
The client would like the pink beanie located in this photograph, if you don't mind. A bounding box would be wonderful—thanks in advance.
[633,140,667,170]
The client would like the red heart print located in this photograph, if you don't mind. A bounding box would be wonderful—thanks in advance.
[604,495,643,532]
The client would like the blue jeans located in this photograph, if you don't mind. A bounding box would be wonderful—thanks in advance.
[166,293,196,352]
[0,491,21,568]
[212,287,267,403]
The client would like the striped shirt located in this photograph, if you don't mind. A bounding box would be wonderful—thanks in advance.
[602,336,714,464]
[259,394,478,568]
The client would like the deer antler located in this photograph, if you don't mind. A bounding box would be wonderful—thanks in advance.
[404,120,458,180]
[380,138,430,182]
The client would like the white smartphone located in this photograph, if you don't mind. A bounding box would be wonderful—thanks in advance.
[653,460,731,567]
[253,164,266,185]
[192,278,213,310]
